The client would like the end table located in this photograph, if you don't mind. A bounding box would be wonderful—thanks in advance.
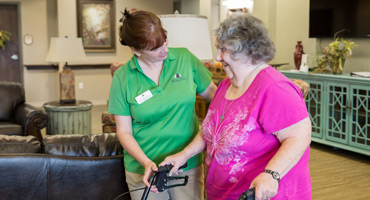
[43,100,93,135]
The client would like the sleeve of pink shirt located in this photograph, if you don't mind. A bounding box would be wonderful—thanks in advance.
[258,81,309,134]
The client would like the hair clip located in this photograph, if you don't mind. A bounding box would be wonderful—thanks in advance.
[119,8,130,22]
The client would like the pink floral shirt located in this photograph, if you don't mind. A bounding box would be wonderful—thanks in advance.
[202,67,311,200]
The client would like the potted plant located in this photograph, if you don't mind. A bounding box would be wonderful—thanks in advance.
[0,30,11,50]
[313,38,356,74]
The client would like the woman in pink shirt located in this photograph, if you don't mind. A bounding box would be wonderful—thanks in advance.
[161,13,312,200]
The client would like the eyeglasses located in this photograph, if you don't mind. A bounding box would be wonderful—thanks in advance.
[216,46,234,55]
[216,46,228,52]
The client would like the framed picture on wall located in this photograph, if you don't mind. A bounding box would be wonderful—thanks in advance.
[77,0,116,52]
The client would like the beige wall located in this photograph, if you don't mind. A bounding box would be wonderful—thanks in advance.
[254,0,370,72]
[0,0,173,107]
[181,0,199,14]
[2,0,370,107]
[253,0,317,69]
[273,0,317,68]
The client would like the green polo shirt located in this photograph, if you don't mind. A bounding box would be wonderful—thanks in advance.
[108,48,212,174]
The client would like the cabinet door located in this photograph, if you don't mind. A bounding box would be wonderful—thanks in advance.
[326,82,349,144]
[306,80,324,138]
[349,86,370,151]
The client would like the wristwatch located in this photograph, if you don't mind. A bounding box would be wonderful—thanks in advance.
[264,169,280,183]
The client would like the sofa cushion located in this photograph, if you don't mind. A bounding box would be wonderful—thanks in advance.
[0,122,23,136]
[0,135,41,153]
[0,81,25,121]
[43,133,123,157]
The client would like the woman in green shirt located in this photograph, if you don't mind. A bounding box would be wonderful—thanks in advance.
[108,9,216,200]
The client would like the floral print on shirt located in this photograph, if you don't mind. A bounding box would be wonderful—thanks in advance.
[203,105,257,183]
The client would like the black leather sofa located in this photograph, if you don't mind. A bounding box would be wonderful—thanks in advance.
[0,133,131,200]
[0,81,47,142]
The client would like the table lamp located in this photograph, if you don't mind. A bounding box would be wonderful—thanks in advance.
[159,13,213,61]
[45,37,87,104]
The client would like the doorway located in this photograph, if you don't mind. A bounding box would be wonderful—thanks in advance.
[0,3,22,83]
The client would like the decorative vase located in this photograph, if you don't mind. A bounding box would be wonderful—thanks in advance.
[293,41,305,70]
[331,57,345,74]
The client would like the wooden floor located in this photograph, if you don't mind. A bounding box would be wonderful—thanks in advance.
[310,142,370,200]
[91,105,370,200]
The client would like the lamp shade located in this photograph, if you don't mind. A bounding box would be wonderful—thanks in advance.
[45,37,87,63]
[159,14,213,61]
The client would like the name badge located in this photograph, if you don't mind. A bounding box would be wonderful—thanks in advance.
[135,90,153,104]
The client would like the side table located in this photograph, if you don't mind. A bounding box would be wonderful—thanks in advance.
[43,100,93,135]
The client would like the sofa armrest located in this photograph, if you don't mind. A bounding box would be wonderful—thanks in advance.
[0,135,41,153]
[14,103,47,142]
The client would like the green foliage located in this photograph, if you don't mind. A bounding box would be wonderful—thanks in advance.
[313,38,357,74]
[0,30,11,50]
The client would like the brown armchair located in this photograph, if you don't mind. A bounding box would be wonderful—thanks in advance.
[0,81,47,142]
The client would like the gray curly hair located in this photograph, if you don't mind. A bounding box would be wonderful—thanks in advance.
[215,13,275,64]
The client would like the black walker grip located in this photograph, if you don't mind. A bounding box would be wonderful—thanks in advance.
[141,162,189,200]
[154,162,188,192]
[238,188,255,200]
[161,162,188,173]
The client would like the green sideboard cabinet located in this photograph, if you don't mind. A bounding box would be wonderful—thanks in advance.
[282,71,370,156]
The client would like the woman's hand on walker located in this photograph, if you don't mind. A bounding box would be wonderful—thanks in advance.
[160,152,187,176]
[249,172,278,200]
[143,159,158,189]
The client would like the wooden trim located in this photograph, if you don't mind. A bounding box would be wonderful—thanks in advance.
[24,64,58,70]
[24,64,111,70]
[70,64,110,70]
[270,63,289,69]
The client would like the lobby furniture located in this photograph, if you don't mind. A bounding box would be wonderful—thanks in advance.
[43,100,93,135]
[282,71,370,156]
[0,81,47,142]
[290,78,310,99]
[194,61,226,121]
[0,133,130,200]
[101,62,125,133]
[102,110,116,133]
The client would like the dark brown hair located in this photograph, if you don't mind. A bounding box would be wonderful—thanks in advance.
[119,8,167,51]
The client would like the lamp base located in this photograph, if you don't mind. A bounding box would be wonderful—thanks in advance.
[59,67,76,104]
